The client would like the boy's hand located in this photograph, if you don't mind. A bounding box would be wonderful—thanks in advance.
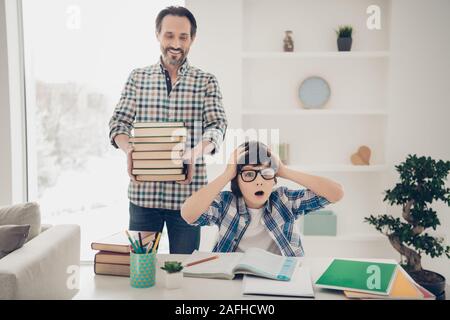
[270,148,287,178]
[224,147,245,180]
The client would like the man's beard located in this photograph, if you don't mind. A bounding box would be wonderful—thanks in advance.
[162,46,187,66]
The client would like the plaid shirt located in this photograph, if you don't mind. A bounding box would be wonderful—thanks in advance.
[109,58,227,210]
[192,186,331,257]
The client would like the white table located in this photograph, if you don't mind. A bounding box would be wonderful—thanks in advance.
[74,254,448,300]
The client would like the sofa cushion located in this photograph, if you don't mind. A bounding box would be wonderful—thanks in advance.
[0,202,41,241]
[0,225,31,259]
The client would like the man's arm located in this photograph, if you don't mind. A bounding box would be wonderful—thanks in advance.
[202,74,228,155]
[277,165,344,203]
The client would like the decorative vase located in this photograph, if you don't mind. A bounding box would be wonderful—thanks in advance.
[164,271,183,289]
[283,30,294,52]
[337,37,352,51]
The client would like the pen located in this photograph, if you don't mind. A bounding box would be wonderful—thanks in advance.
[138,232,144,252]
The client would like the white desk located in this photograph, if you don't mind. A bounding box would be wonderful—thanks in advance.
[74,254,448,300]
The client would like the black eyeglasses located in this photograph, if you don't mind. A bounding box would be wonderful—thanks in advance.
[240,168,276,182]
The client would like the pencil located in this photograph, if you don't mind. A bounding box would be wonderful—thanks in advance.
[125,230,138,253]
[185,255,219,267]
[152,232,162,253]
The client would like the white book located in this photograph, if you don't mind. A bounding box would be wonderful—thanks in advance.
[243,265,314,298]
[182,248,298,281]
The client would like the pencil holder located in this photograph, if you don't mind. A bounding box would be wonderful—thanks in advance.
[130,251,156,288]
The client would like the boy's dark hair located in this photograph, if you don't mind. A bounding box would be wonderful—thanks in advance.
[230,141,278,198]
[155,6,197,38]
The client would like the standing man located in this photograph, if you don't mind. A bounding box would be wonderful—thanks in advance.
[109,6,227,254]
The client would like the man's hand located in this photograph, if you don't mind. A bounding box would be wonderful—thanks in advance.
[126,145,141,184]
[223,146,246,181]
[269,148,286,178]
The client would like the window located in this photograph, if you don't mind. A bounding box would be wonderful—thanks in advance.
[22,0,183,260]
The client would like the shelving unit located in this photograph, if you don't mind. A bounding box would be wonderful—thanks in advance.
[240,0,392,238]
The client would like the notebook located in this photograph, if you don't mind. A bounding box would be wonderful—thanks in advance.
[243,265,314,298]
[344,266,434,300]
[315,258,398,295]
[182,248,298,281]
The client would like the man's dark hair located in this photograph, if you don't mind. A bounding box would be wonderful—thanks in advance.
[155,6,197,38]
[230,141,278,198]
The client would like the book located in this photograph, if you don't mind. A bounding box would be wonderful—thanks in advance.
[134,121,185,128]
[136,174,186,182]
[130,136,186,144]
[132,151,183,160]
[131,142,185,152]
[133,127,187,138]
[132,168,185,175]
[91,231,155,254]
[133,159,184,169]
[315,259,398,295]
[243,265,314,298]
[344,267,434,300]
[182,248,298,281]
[95,251,130,265]
[94,262,129,277]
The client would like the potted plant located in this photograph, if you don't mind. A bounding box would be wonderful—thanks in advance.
[161,261,184,289]
[365,155,450,300]
[335,25,353,51]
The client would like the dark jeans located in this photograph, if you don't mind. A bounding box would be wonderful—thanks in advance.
[129,202,200,254]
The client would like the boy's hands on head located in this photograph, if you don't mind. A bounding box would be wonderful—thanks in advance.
[269,147,286,178]
[224,146,246,180]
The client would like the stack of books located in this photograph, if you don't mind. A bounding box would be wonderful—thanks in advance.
[131,122,187,182]
[315,258,436,300]
[91,231,155,277]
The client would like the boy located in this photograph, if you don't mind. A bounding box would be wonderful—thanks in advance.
[181,141,344,256]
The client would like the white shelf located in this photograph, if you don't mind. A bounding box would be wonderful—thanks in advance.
[242,109,388,116]
[286,164,388,173]
[242,51,390,59]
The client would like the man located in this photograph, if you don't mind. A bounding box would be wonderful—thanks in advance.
[109,6,227,254]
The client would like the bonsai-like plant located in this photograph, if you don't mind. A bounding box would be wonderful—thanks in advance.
[161,261,184,274]
[335,25,353,38]
[365,155,450,277]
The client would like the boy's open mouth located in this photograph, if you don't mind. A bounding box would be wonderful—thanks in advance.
[254,190,265,197]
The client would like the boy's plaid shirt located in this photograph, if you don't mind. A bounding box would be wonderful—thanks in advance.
[192,186,331,257]
[109,59,227,210]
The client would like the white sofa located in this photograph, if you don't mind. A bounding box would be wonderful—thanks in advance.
[0,203,80,300]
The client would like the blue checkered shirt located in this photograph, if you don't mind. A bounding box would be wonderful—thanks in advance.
[192,186,331,257]
[109,58,227,210]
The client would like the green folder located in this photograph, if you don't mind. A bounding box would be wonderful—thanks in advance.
[315,259,398,295]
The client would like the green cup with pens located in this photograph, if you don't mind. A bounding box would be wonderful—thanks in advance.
[126,230,162,289]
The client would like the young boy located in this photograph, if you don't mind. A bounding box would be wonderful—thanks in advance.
[181,141,344,257]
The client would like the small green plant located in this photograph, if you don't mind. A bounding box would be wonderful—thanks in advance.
[365,155,450,274]
[161,261,184,273]
[335,25,353,38]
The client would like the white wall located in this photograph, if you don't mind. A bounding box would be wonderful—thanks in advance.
[387,0,450,281]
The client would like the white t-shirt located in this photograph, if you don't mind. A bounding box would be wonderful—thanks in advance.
[236,207,281,255]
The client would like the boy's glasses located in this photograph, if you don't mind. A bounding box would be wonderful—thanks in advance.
[240,168,276,182]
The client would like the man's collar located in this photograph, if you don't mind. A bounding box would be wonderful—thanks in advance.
[158,56,189,76]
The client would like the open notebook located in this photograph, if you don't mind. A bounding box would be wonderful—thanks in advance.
[182,248,298,281]
[243,266,314,298]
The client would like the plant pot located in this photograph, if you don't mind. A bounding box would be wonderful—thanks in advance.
[408,269,446,300]
[337,37,352,51]
[164,271,183,289]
